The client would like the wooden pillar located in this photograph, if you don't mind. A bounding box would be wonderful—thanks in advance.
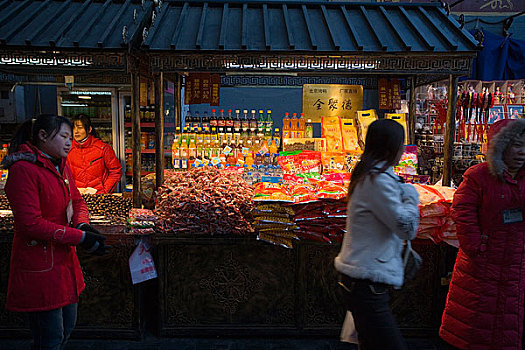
[409,76,416,145]
[442,74,459,187]
[175,74,182,129]
[131,72,142,208]
[154,72,165,189]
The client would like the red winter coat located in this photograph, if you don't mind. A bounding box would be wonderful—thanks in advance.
[67,135,122,193]
[3,143,88,312]
[440,120,525,349]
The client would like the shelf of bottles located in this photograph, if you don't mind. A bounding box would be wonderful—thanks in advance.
[172,108,285,174]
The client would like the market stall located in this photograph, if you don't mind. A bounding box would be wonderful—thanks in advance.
[0,0,152,339]
[142,0,479,336]
[0,0,479,340]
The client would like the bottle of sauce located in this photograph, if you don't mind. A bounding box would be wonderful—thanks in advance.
[282,113,290,139]
[273,128,282,150]
[305,119,313,138]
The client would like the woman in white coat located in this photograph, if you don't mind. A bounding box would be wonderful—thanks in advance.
[335,119,420,350]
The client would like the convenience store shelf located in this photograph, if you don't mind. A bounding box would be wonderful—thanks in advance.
[124,122,176,128]
[125,149,172,155]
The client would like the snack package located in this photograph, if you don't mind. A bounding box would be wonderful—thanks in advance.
[321,152,347,173]
[257,232,294,249]
[298,151,322,173]
[316,181,348,200]
[395,145,418,175]
[288,184,318,204]
[253,182,294,202]
[321,172,351,184]
[355,110,378,150]
[321,116,345,152]
[385,113,409,144]
[341,119,360,151]
[255,204,295,216]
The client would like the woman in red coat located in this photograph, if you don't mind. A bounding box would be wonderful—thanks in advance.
[67,114,122,193]
[1,115,109,349]
[440,119,525,349]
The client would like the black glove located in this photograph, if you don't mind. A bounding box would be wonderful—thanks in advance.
[79,231,109,256]
[76,223,101,235]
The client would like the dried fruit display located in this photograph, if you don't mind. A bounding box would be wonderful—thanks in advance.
[0,210,13,234]
[156,167,254,235]
[0,194,9,210]
[82,194,132,225]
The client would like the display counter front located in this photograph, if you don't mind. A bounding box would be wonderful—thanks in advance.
[0,232,143,340]
[155,234,451,337]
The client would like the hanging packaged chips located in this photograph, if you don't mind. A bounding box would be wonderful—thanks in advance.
[341,119,360,151]
[355,109,378,150]
[385,113,409,144]
[321,116,345,152]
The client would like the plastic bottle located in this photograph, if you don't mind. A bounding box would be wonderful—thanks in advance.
[257,110,265,137]
[305,118,313,138]
[273,128,282,150]
[193,111,201,129]
[297,113,306,138]
[269,139,278,154]
[201,111,210,130]
[282,113,290,139]
[210,109,218,130]
[234,109,242,134]
[226,109,234,136]
[242,109,250,136]
[265,110,273,139]
[218,109,225,134]
[250,109,257,133]
[245,151,254,167]
[291,113,298,138]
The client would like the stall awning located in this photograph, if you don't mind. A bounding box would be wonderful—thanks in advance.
[143,0,479,53]
[0,0,150,50]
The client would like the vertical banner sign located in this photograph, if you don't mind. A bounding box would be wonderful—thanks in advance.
[201,73,211,104]
[302,84,363,122]
[386,80,393,110]
[140,80,148,106]
[392,79,401,110]
[192,73,202,104]
[211,74,221,106]
[378,79,389,110]
[184,75,193,105]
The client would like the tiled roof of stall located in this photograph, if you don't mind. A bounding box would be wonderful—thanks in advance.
[142,0,480,53]
[0,0,151,49]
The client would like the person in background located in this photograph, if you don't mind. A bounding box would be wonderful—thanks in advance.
[440,119,525,349]
[1,114,109,349]
[67,114,122,193]
[335,119,420,350]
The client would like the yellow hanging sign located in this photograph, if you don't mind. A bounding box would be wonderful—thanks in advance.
[302,84,363,122]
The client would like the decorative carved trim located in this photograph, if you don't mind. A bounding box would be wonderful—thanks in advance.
[150,54,474,75]
[0,51,126,70]
[221,75,378,89]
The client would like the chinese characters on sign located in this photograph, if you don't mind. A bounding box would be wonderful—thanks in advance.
[184,73,221,105]
[302,84,363,122]
[378,79,401,110]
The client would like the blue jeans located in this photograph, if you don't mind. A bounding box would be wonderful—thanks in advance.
[339,274,407,350]
[27,303,77,350]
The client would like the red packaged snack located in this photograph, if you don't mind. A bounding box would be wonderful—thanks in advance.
[316,181,348,200]
[288,184,318,204]
[253,183,294,203]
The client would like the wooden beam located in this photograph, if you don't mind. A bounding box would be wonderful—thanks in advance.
[170,2,189,49]
[301,5,317,50]
[218,3,229,50]
[99,0,132,47]
[321,5,340,51]
[442,74,459,186]
[360,6,387,51]
[131,72,142,208]
[399,6,434,51]
[154,73,165,189]
[196,2,209,50]
[340,6,363,51]
[25,0,72,46]
[263,4,271,50]
[50,0,92,46]
[1,0,52,44]
[379,6,411,51]
[282,4,295,50]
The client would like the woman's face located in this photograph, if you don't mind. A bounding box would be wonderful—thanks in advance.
[38,123,73,159]
[73,120,89,141]
[503,133,525,172]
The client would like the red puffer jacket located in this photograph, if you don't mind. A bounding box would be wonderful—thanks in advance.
[440,120,525,349]
[67,135,122,193]
[3,142,89,312]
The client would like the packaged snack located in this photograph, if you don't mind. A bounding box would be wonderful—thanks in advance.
[321,116,345,152]
[253,182,294,202]
[385,113,409,144]
[321,173,351,184]
[257,232,294,249]
[341,119,360,151]
[395,145,418,175]
[355,110,378,150]
[255,204,295,215]
[283,174,306,185]
[298,151,322,173]
[316,181,348,200]
[321,152,346,173]
[254,216,295,225]
[288,184,318,204]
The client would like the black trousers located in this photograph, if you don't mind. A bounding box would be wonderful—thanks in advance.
[339,274,407,350]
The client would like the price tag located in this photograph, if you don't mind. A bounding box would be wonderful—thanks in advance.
[259,146,269,155]
[242,147,250,156]
[211,157,220,166]
[223,146,232,155]
[194,158,203,166]
[203,158,210,166]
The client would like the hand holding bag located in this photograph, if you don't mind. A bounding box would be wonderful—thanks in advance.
[403,240,422,284]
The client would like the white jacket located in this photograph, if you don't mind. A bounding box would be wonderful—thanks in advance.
[334,166,420,288]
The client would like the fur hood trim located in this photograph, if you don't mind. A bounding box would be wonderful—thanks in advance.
[1,152,37,169]
[487,119,525,179]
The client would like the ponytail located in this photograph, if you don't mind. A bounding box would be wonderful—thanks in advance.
[9,114,73,154]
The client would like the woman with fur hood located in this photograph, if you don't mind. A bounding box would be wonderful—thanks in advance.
[440,119,525,349]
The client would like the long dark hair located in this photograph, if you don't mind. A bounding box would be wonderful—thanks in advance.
[9,114,73,154]
[348,119,405,196]
[71,114,98,138]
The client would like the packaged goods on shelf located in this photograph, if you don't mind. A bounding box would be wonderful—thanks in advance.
[341,119,360,151]
[355,109,378,149]
[82,194,133,225]
[385,113,409,144]
[155,167,254,235]
[321,116,345,152]
[128,208,157,235]
[282,138,326,152]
